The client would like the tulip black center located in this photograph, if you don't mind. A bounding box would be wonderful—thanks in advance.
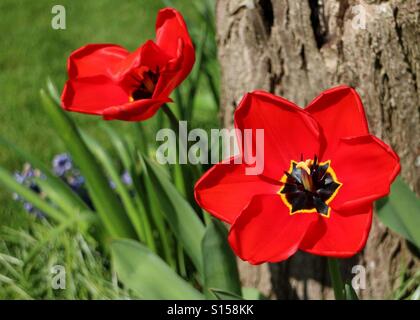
[129,68,159,101]
[279,156,341,217]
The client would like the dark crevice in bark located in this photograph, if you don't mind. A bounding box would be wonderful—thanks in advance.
[337,0,350,32]
[229,2,248,16]
[379,228,389,243]
[266,49,285,94]
[258,0,274,35]
[284,1,290,28]
[308,0,328,48]
[300,44,307,71]
[374,51,387,129]
[407,242,420,258]
[386,77,393,132]
[393,7,418,93]
[271,263,299,299]
[390,242,402,260]
[266,58,276,93]
[321,258,329,299]
[302,280,309,300]
[336,0,349,71]
[276,48,285,95]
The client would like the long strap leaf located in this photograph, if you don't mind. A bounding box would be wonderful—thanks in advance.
[40,90,135,240]
[143,157,205,274]
[111,239,204,300]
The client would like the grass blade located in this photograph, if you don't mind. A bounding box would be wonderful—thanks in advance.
[0,137,89,213]
[0,167,66,223]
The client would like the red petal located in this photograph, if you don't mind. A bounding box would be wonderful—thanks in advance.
[156,8,194,60]
[228,194,317,264]
[305,86,369,159]
[194,157,281,224]
[116,40,170,82]
[299,205,373,257]
[234,91,320,181]
[153,66,180,98]
[330,135,400,211]
[102,97,172,121]
[62,76,129,114]
[68,44,129,79]
[155,8,195,93]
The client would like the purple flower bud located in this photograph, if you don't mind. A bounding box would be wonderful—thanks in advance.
[68,175,85,190]
[52,153,73,176]
[14,172,25,184]
[121,171,133,186]
[23,202,34,213]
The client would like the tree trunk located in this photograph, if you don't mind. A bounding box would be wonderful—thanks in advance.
[216,0,420,299]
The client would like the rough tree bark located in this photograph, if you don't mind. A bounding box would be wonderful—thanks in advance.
[216,0,420,299]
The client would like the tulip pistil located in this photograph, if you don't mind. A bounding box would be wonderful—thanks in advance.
[296,160,314,192]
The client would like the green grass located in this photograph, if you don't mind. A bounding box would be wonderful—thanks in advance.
[0,0,214,225]
[0,219,130,299]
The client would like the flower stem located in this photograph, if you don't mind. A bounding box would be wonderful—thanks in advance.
[160,103,202,214]
[161,103,180,133]
[328,258,345,300]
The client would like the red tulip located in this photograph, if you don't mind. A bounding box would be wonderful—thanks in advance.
[195,86,400,264]
[61,8,195,121]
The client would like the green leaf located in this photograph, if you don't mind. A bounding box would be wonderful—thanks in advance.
[81,131,147,243]
[344,283,359,300]
[242,287,266,300]
[144,157,205,274]
[376,176,420,248]
[40,90,135,240]
[186,24,207,122]
[138,154,176,268]
[394,270,420,300]
[46,77,61,105]
[411,286,420,300]
[100,125,158,253]
[111,239,203,300]
[209,288,243,300]
[100,124,133,171]
[202,218,241,299]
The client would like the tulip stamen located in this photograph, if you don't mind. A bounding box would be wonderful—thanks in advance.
[129,67,160,101]
[296,160,314,192]
[279,157,342,217]
[142,72,156,93]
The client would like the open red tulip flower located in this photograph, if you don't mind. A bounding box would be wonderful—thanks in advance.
[61,8,194,121]
[195,86,400,265]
